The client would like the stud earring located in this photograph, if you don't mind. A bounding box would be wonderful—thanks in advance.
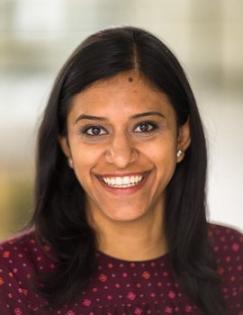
[177,149,183,158]
[68,158,73,168]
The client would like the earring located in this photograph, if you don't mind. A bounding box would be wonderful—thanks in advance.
[177,149,183,158]
[68,158,73,168]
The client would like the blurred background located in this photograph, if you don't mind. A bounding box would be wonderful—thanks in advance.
[0,0,242,240]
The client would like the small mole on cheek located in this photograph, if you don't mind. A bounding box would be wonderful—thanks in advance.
[128,77,133,82]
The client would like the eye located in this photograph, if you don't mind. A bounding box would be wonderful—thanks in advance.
[81,125,107,136]
[134,121,158,133]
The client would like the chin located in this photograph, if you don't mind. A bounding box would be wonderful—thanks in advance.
[106,210,146,222]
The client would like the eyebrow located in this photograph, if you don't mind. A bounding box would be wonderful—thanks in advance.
[75,111,166,124]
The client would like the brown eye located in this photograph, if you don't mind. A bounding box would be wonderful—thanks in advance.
[81,125,107,136]
[134,121,158,133]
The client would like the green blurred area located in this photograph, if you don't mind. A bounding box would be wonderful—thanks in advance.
[0,171,33,240]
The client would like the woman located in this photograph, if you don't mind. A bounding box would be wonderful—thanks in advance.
[0,26,242,315]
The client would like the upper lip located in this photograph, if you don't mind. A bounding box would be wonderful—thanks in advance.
[96,171,151,177]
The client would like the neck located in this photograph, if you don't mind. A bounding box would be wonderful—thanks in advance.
[87,204,168,261]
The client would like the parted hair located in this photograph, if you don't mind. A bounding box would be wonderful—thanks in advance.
[27,26,226,314]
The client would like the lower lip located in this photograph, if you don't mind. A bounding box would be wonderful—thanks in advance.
[96,172,151,196]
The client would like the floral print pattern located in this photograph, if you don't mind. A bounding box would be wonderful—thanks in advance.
[0,224,242,314]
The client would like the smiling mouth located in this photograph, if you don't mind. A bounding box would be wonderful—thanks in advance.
[95,171,151,189]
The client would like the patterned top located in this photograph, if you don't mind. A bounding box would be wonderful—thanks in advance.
[0,223,242,315]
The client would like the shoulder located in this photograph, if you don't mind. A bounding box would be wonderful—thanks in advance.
[0,228,56,273]
[0,228,36,270]
[207,222,242,254]
[0,229,56,313]
[207,223,242,310]
[207,222,242,276]
[207,222,242,263]
[0,228,37,252]
[0,228,56,286]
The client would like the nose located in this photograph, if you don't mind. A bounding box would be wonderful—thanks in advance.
[105,132,138,168]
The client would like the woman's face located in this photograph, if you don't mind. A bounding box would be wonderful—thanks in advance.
[60,71,190,224]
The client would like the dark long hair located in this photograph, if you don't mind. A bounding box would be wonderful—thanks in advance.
[27,26,226,314]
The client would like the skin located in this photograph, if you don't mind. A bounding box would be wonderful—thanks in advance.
[60,71,190,261]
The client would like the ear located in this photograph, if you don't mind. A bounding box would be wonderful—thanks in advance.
[176,119,191,163]
[58,136,72,159]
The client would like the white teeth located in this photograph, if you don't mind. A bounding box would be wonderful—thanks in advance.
[102,175,143,188]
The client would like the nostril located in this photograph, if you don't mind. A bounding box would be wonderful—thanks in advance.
[104,151,138,168]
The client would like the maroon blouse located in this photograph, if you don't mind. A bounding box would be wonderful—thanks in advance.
[0,223,242,315]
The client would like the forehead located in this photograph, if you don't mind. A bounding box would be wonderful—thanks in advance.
[69,71,174,118]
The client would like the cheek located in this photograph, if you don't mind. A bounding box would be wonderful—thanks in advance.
[143,137,177,178]
[142,136,177,161]
[75,147,97,165]
[71,144,103,182]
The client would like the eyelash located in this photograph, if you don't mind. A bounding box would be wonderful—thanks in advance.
[80,121,159,137]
